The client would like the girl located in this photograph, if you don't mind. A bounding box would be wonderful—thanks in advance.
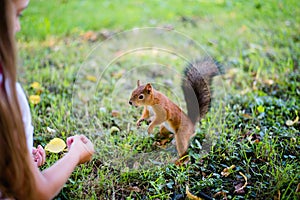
[0,0,95,199]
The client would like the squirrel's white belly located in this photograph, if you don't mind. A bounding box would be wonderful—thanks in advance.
[147,106,155,116]
[163,121,175,133]
[147,106,175,133]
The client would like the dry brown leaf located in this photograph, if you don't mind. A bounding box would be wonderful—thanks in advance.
[127,186,141,193]
[81,31,98,41]
[296,183,300,193]
[274,190,281,200]
[263,79,274,85]
[111,110,120,117]
[234,172,248,194]
[213,191,227,200]
[186,186,203,200]
[234,183,245,194]
[242,113,252,119]
[46,127,56,133]
[221,165,236,177]
[133,161,140,170]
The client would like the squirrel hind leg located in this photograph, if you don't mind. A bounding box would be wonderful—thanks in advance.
[159,125,173,139]
[174,131,192,158]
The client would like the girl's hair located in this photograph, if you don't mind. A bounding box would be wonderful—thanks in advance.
[0,0,37,199]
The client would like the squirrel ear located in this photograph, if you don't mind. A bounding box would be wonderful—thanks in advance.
[145,83,152,94]
[137,80,141,86]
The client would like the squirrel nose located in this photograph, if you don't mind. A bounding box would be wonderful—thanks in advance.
[129,101,132,105]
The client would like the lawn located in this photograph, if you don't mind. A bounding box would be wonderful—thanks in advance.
[18,0,299,199]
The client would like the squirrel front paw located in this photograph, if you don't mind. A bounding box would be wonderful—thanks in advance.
[136,118,146,127]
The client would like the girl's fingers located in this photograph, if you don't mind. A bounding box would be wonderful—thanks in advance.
[80,135,88,144]
[32,147,37,154]
[35,153,42,167]
[66,137,74,149]
[38,146,46,165]
[32,145,46,167]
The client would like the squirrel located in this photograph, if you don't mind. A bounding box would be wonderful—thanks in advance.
[129,58,221,159]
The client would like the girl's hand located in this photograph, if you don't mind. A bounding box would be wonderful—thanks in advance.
[32,145,46,167]
[66,135,94,165]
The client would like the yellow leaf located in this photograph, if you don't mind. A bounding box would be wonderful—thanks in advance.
[294,116,299,123]
[286,120,294,126]
[86,75,97,82]
[286,116,299,126]
[30,82,41,89]
[29,95,41,104]
[30,82,43,95]
[110,126,120,133]
[111,69,125,79]
[186,186,203,200]
[45,138,66,153]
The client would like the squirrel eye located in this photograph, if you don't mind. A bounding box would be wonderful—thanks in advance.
[138,94,144,100]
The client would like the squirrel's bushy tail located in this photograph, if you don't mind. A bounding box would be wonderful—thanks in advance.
[182,58,223,125]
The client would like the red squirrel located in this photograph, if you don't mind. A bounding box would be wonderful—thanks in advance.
[129,59,221,159]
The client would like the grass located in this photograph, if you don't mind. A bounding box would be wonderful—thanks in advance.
[17,0,299,199]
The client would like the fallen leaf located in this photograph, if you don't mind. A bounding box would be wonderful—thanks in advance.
[234,172,248,194]
[111,70,125,79]
[242,113,252,119]
[110,126,120,133]
[42,37,57,48]
[127,186,141,193]
[29,95,41,104]
[286,120,294,126]
[186,186,203,200]
[221,165,236,177]
[30,82,43,95]
[234,183,245,194]
[133,161,140,170]
[254,139,260,144]
[81,31,98,41]
[45,138,66,153]
[30,82,41,89]
[274,190,281,200]
[263,79,274,85]
[296,183,300,193]
[286,116,299,126]
[86,75,97,82]
[213,191,227,199]
[111,110,120,117]
[99,29,114,40]
[46,127,56,133]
